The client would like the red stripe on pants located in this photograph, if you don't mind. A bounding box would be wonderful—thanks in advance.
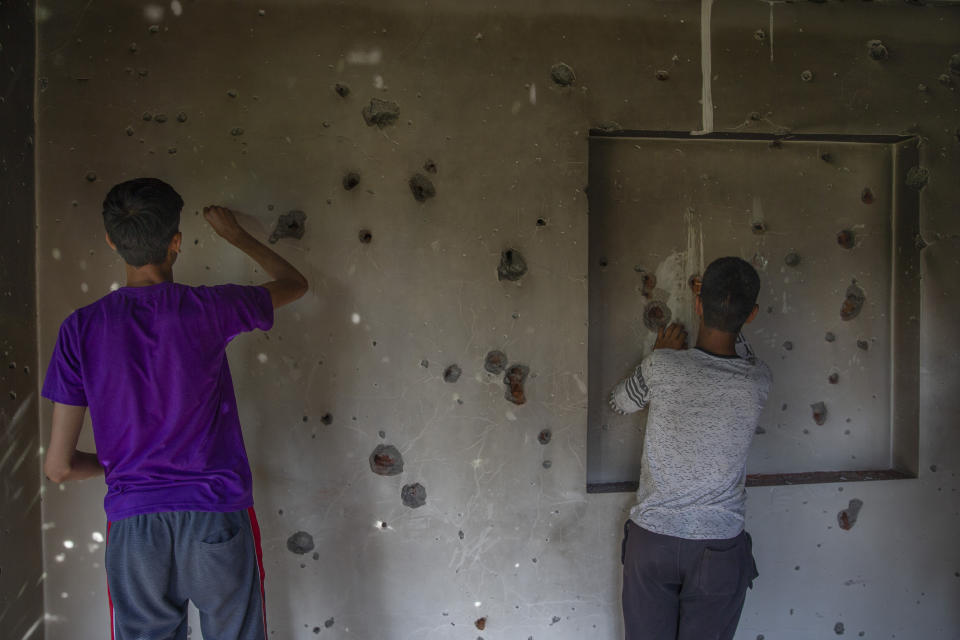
[106,521,115,640]
[247,507,268,639]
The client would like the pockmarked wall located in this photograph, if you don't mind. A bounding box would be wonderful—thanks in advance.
[35,2,960,639]
[0,1,45,638]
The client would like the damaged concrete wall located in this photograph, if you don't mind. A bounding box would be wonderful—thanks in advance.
[0,1,45,638]
[34,1,959,638]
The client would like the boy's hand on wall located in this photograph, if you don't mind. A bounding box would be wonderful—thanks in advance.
[654,323,688,350]
[203,205,246,243]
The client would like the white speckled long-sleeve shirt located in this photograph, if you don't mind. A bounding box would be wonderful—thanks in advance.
[610,335,772,540]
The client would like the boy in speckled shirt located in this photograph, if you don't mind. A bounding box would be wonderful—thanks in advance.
[610,257,772,640]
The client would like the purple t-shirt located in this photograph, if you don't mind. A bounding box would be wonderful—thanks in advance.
[41,282,273,521]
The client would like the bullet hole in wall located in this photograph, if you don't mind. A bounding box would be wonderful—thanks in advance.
[504,364,530,405]
[857,339,869,350]
[861,188,874,204]
[655,69,669,81]
[286,531,315,554]
[409,173,436,202]
[542,460,552,469]
[837,229,855,249]
[811,402,828,426]
[369,444,404,476]
[85,171,97,182]
[154,113,168,123]
[800,70,814,82]
[642,301,671,332]
[358,229,373,244]
[176,111,187,123]
[125,126,135,136]
[825,332,836,342]
[784,252,801,267]
[343,172,361,191]
[636,270,657,297]
[905,166,929,190]
[821,152,832,163]
[485,350,508,375]
[325,618,335,628]
[840,281,865,321]
[334,83,350,97]
[475,617,486,631]
[498,249,528,282]
[423,158,438,174]
[320,413,333,425]
[550,62,576,86]
[443,364,462,383]
[837,498,863,530]
[828,372,839,384]
[536,218,546,227]
[401,482,427,508]
[538,429,552,445]
[866,39,888,61]
[948,52,960,76]
[227,89,238,98]
[751,221,767,235]
[269,210,306,244]
[938,73,953,87]
[142,111,152,121]
[753,29,766,41]
[362,98,400,128]
[834,622,845,635]
[783,341,793,351]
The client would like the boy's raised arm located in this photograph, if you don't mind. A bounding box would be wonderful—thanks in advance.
[203,205,309,309]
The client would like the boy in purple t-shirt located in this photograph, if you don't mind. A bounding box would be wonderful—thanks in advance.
[42,178,308,640]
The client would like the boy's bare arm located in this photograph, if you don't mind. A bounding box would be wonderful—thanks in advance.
[203,206,309,309]
[44,403,103,483]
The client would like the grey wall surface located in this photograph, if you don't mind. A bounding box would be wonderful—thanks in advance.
[0,1,45,639]
[34,2,959,639]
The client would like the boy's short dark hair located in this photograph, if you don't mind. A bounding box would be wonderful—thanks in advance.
[700,257,761,333]
[102,178,183,267]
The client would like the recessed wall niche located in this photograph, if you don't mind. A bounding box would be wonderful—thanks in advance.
[586,131,921,492]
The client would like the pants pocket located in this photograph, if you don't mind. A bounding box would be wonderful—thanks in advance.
[202,526,241,545]
[695,540,744,597]
[621,520,631,565]
[744,531,759,588]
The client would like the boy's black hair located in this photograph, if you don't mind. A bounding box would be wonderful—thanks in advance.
[102,178,183,267]
[700,257,761,333]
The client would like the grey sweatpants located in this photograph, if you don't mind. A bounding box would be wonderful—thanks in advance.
[621,520,758,640]
[105,509,267,640]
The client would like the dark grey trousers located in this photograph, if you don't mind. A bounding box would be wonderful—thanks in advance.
[105,509,267,640]
[621,520,758,640]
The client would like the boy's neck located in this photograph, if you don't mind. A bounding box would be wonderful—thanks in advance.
[124,263,174,288]
[695,325,738,357]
